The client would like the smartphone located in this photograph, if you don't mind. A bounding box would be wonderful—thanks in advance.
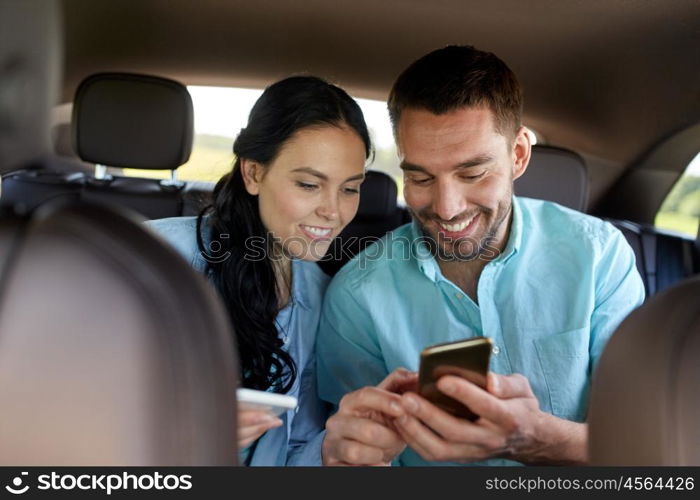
[418,336,492,421]
[236,388,298,417]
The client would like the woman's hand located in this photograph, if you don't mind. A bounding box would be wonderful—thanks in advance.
[238,407,283,449]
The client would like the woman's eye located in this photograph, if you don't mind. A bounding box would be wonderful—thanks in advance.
[296,181,318,191]
[342,186,360,195]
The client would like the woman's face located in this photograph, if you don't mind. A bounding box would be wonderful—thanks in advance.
[241,125,367,261]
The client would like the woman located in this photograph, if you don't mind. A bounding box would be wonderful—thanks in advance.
[146,76,371,465]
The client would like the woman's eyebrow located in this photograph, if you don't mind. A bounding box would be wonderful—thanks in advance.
[344,173,365,182]
[292,167,365,183]
[292,167,327,180]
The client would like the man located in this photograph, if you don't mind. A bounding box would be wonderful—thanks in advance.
[316,45,645,466]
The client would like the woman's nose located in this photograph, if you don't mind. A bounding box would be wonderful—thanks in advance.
[316,192,339,221]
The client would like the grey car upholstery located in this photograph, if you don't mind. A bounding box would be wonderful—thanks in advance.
[515,145,589,212]
[0,0,61,173]
[0,202,239,465]
[588,273,700,465]
[0,0,238,465]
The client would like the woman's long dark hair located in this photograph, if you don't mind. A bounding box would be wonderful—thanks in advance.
[197,76,371,393]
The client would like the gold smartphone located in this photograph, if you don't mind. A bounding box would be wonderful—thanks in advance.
[418,336,492,421]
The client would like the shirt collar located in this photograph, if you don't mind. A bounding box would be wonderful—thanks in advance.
[410,220,440,282]
[290,259,312,310]
[409,195,523,282]
[494,195,522,265]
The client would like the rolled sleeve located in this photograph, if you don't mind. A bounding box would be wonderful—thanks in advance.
[589,227,646,371]
[285,358,330,466]
[316,277,388,406]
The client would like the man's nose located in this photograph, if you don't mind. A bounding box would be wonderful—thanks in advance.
[431,179,466,221]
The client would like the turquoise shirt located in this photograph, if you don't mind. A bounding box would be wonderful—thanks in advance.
[316,197,645,466]
[145,216,329,466]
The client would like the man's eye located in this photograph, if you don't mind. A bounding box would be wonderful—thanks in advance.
[461,172,486,181]
[296,181,318,191]
[409,177,432,185]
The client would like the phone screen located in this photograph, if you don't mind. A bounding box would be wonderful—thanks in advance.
[418,337,492,420]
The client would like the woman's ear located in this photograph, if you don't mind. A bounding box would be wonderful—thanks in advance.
[240,158,263,195]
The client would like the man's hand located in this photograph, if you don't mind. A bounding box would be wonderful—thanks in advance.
[394,372,587,465]
[322,368,418,466]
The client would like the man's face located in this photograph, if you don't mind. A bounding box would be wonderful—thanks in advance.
[397,107,530,261]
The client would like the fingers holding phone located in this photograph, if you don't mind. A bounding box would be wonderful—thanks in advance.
[392,336,508,462]
[396,369,545,463]
[238,408,283,448]
[378,367,418,394]
[322,369,413,466]
[236,388,296,449]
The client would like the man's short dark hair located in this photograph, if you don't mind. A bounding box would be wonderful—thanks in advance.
[388,45,523,139]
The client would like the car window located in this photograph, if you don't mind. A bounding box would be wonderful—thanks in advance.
[122,85,400,190]
[655,152,700,237]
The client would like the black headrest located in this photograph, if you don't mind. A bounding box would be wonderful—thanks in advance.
[357,170,398,218]
[0,0,61,173]
[72,73,194,170]
[515,145,589,211]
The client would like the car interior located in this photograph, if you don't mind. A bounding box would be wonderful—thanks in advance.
[0,0,698,465]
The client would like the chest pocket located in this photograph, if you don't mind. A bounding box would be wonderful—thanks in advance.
[533,327,590,422]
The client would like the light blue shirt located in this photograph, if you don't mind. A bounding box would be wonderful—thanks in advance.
[316,197,645,466]
[145,216,329,466]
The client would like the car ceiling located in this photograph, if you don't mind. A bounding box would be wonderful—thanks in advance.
[62,0,699,171]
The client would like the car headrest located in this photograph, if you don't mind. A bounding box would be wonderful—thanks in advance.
[72,73,194,170]
[588,274,700,465]
[0,0,61,172]
[515,145,589,212]
[357,170,399,218]
[0,201,238,465]
[52,122,77,158]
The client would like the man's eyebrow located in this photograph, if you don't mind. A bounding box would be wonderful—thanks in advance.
[400,155,494,173]
[456,154,494,169]
[399,162,428,173]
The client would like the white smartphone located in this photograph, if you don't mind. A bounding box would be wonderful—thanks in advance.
[236,388,298,417]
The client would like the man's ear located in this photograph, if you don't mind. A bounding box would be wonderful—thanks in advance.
[511,127,532,181]
[240,158,264,195]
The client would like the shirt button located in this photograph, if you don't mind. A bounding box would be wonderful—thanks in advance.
[455,293,463,300]
[492,345,500,355]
